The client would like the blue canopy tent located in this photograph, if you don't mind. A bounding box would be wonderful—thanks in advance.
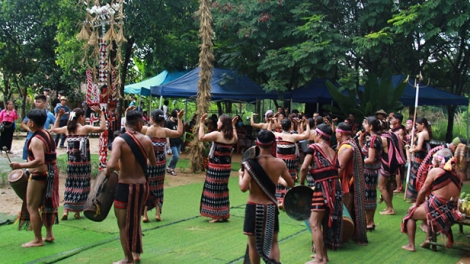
[290,78,341,104]
[290,75,468,106]
[150,68,283,102]
[124,70,189,96]
[391,75,469,106]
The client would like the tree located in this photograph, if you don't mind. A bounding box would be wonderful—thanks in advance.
[368,0,470,141]
[212,1,348,95]
[0,0,65,116]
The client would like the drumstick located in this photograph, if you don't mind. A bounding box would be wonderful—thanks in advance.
[3,146,11,163]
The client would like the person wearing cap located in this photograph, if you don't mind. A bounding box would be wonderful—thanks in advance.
[250,110,273,130]
[375,109,387,122]
[54,96,70,148]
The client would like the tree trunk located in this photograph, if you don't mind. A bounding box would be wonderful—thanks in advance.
[190,0,214,173]
[118,37,135,120]
[446,105,456,143]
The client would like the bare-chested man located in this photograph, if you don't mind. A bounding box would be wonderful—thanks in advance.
[250,110,274,130]
[239,130,294,264]
[401,148,462,252]
[10,109,60,247]
[105,110,157,264]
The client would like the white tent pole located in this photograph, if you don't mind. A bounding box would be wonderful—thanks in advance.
[159,96,163,109]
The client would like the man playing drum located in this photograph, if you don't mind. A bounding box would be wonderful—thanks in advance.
[239,130,294,264]
[10,109,60,247]
[105,110,156,264]
[402,148,462,251]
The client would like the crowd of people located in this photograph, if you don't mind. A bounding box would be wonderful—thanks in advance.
[4,95,469,263]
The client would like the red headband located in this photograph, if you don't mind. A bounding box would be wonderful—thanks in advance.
[256,139,275,146]
[335,129,351,134]
[316,128,331,139]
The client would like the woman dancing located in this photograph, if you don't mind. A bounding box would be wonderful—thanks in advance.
[141,109,184,222]
[199,113,238,223]
[52,106,105,220]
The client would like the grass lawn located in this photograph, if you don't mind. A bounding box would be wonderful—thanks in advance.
[0,157,469,263]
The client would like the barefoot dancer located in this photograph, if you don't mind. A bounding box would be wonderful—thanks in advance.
[199,113,238,223]
[378,126,405,216]
[390,113,407,193]
[239,130,294,264]
[406,117,432,202]
[402,148,462,252]
[300,124,342,264]
[358,116,383,231]
[51,107,106,220]
[140,109,184,222]
[336,122,368,245]
[10,109,60,247]
[105,110,156,264]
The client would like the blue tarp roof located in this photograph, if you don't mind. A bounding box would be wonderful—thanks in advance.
[291,75,468,106]
[150,68,282,102]
[124,70,189,96]
[290,78,341,103]
[391,75,469,106]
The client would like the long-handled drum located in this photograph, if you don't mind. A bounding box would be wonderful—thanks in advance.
[342,204,355,243]
[8,170,28,201]
[284,185,314,221]
[84,171,118,222]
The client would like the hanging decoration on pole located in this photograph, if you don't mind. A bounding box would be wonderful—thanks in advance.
[404,72,423,201]
[77,0,127,170]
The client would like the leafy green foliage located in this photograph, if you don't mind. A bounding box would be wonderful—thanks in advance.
[325,69,405,121]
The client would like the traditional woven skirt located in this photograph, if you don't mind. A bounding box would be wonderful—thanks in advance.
[276,141,298,205]
[406,154,425,200]
[311,178,343,250]
[147,137,167,211]
[200,142,232,220]
[64,136,91,212]
[364,163,380,211]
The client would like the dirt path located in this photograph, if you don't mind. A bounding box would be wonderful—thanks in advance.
[0,134,223,216]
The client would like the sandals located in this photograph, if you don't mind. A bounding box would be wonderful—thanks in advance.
[74,212,81,219]
[167,167,177,176]
[61,214,68,221]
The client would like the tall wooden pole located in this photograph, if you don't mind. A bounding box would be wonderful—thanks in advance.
[404,73,423,200]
